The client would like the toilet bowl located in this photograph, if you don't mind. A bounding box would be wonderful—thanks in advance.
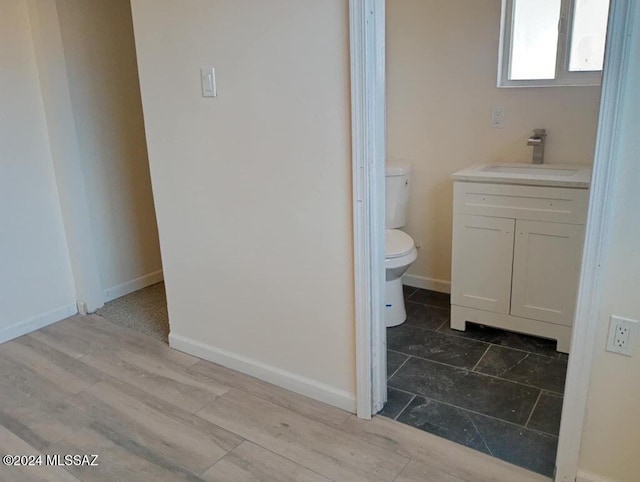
[385,162,417,327]
[385,228,417,327]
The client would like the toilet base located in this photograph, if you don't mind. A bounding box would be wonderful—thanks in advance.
[385,277,407,327]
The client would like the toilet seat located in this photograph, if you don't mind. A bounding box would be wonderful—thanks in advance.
[384,229,417,327]
[385,246,418,270]
[386,229,414,259]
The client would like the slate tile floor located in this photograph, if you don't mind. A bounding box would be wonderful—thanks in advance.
[381,286,568,477]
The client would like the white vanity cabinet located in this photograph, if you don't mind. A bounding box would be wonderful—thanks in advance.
[450,171,590,353]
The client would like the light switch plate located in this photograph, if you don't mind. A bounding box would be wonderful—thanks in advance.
[606,315,638,356]
[201,67,216,98]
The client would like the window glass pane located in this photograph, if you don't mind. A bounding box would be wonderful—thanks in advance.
[510,0,561,80]
[569,0,610,71]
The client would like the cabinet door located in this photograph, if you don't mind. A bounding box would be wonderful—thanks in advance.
[511,220,585,326]
[452,214,515,314]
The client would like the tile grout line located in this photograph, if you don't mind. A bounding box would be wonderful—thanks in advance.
[387,292,564,471]
[386,369,557,435]
[416,314,564,361]
[470,344,492,372]
[403,287,419,299]
[393,394,416,421]
[407,288,564,361]
[405,299,450,313]
[524,390,544,429]
[464,410,494,457]
[434,318,449,332]
[434,323,564,361]
[493,353,530,380]
[408,301,451,311]
[401,314,457,334]
[389,321,568,392]
[383,387,559,439]
[387,349,565,395]
[405,289,450,311]
[386,349,408,355]
[540,389,564,398]
[386,385,419,397]
[387,354,412,381]
[483,340,565,362]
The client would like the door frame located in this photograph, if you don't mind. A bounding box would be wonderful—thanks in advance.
[350,0,386,419]
[350,1,636,481]
[555,0,635,480]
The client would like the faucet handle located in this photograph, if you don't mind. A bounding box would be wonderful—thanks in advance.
[528,129,546,164]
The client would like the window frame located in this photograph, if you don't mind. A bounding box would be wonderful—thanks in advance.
[498,0,605,87]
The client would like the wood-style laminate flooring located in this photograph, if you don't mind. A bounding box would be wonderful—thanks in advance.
[0,314,549,481]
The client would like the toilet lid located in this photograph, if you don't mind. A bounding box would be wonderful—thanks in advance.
[386,229,414,259]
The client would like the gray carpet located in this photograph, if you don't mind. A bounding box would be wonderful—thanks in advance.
[95,282,169,343]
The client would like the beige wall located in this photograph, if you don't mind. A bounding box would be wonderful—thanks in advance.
[578,6,640,481]
[0,0,76,337]
[130,0,355,408]
[54,0,162,298]
[387,0,602,289]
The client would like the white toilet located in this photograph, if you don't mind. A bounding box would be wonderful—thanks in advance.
[385,163,418,327]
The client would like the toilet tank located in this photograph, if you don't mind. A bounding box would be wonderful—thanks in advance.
[386,163,412,228]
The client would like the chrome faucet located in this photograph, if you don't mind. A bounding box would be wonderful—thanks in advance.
[527,129,546,164]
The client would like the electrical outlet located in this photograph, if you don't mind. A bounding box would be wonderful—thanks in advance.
[606,316,638,356]
[614,324,630,349]
[491,106,505,128]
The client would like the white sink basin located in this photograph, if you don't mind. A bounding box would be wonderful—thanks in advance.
[453,162,592,188]
[480,165,579,177]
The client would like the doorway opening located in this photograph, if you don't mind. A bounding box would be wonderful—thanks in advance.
[352,0,632,479]
[95,283,169,343]
[30,0,168,344]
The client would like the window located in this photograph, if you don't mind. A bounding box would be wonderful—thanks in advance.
[498,0,611,87]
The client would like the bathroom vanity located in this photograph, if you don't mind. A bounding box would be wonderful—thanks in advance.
[450,163,592,353]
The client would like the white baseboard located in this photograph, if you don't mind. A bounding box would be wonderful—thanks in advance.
[0,303,77,345]
[103,269,164,303]
[402,273,451,294]
[169,333,357,413]
[577,470,618,482]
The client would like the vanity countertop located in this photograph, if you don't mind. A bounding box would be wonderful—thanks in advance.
[452,162,592,189]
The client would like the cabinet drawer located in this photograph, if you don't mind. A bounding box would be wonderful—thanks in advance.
[454,181,588,224]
